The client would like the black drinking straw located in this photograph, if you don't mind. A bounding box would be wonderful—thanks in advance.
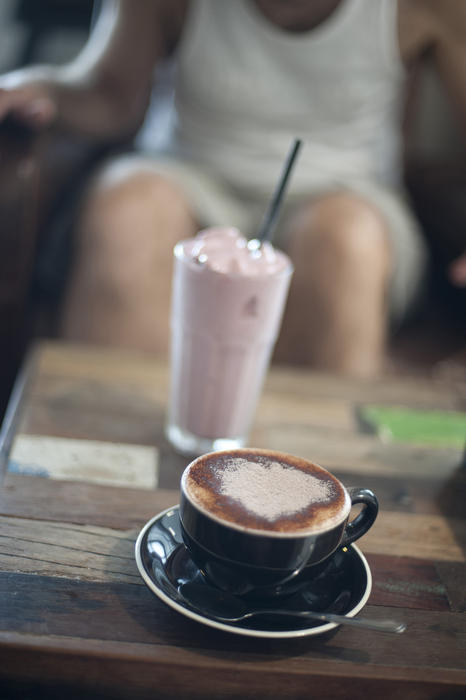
[256,137,302,244]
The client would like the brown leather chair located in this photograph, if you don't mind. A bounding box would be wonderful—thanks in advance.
[0,123,39,415]
[0,120,113,414]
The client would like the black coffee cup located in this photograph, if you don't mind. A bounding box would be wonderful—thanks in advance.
[179,448,378,597]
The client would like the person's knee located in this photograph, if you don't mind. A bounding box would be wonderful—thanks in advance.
[289,191,391,275]
[84,160,190,237]
[74,158,195,290]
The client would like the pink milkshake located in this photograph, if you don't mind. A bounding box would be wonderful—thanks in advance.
[166,226,293,455]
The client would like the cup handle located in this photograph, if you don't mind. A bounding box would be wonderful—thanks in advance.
[340,487,378,548]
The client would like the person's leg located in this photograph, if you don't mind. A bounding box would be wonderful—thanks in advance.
[60,155,198,354]
[275,191,392,376]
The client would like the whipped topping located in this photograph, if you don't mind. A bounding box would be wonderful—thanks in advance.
[182,227,289,276]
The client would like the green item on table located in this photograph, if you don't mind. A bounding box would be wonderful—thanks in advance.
[359,405,466,448]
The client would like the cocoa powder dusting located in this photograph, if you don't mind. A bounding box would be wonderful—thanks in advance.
[185,449,348,533]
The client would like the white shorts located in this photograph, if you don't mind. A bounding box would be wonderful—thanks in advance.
[135,154,429,324]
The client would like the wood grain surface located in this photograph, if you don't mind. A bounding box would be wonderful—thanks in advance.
[0,341,465,699]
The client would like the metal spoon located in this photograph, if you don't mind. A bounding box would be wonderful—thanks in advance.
[179,581,406,634]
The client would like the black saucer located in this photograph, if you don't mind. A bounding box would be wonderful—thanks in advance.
[134,506,372,639]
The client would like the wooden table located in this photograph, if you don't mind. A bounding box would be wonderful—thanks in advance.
[1,341,465,699]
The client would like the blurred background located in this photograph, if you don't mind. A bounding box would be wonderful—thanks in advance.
[0,0,93,71]
[0,0,465,421]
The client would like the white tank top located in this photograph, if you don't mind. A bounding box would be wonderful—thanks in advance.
[167,0,406,197]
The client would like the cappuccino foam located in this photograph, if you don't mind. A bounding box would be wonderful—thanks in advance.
[183,449,350,535]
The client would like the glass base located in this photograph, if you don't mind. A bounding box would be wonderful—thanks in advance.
[166,423,246,457]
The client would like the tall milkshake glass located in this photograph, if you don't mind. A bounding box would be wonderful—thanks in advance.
[166,227,293,456]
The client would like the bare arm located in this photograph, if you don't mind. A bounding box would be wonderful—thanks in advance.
[430,0,466,284]
[0,0,187,140]
[402,0,466,285]
[411,0,466,133]
[422,0,466,131]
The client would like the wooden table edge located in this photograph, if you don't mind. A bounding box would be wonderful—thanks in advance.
[1,631,465,687]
